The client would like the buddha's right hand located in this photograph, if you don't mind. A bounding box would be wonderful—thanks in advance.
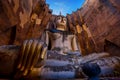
[15,39,47,78]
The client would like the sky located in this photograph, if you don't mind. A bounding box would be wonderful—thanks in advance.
[46,0,85,16]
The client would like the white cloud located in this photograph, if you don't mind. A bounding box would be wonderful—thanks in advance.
[51,2,70,16]
[54,2,64,6]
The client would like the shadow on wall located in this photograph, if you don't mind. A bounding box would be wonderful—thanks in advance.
[8,25,16,44]
[104,39,120,56]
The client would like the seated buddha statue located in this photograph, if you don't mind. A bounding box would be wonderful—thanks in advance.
[0,14,120,79]
[41,14,80,55]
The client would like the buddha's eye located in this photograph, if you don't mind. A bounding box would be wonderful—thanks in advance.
[57,17,61,20]
[63,18,67,21]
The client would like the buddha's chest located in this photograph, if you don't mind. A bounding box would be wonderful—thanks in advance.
[48,32,73,42]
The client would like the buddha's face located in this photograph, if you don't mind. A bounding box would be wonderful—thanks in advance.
[55,16,67,31]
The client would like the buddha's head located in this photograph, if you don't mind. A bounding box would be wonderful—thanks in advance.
[55,15,67,31]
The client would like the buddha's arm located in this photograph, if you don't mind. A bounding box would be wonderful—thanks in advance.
[71,35,79,51]
[45,31,49,46]
[41,31,49,46]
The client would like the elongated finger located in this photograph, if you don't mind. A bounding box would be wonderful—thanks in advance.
[20,40,33,71]
[23,40,38,76]
[40,44,47,60]
[30,41,44,70]
[17,40,28,69]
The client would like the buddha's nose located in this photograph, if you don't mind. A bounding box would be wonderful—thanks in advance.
[61,18,64,23]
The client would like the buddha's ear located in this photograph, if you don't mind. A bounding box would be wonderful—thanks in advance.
[54,16,59,27]
[47,21,56,30]
[66,18,69,31]
[54,16,58,22]
[53,22,57,29]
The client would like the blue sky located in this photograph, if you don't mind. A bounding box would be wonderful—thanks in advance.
[46,0,85,16]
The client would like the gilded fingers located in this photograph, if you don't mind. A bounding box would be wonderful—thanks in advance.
[20,40,33,71]
[23,40,38,76]
[17,40,29,69]
[16,39,48,76]
[40,44,47,60]
[30,41,44,70]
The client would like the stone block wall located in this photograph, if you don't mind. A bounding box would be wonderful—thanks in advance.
[0,0,52,45]
[67,0,120,56]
